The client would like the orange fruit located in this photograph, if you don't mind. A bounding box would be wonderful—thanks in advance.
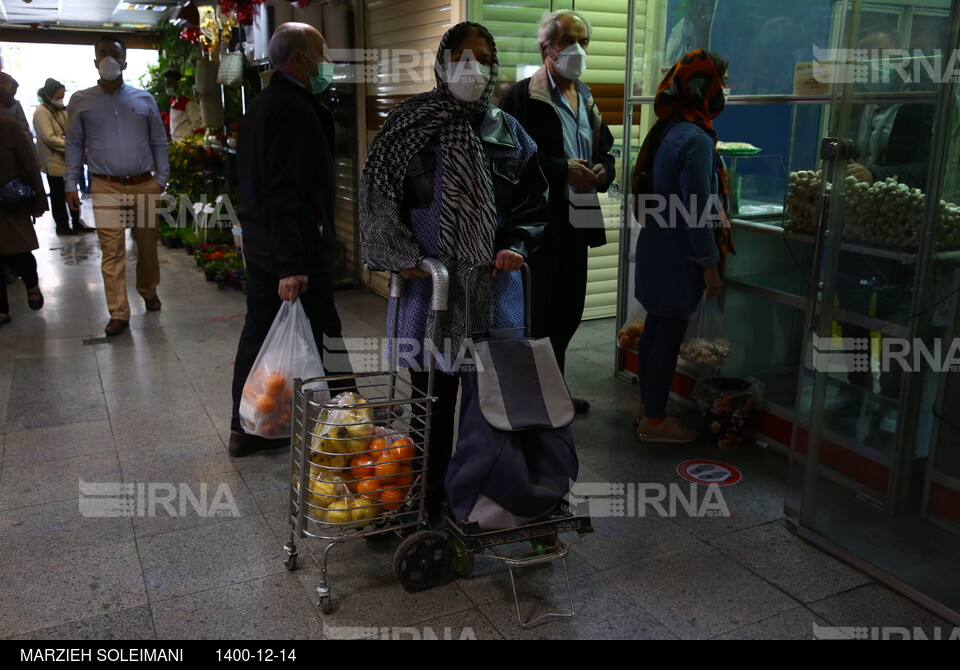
[380,488,404,511]
[368,436,388,457]
[394,465,413,489]
[391,437,415,462]
[355,478,382,498]
[373,452,400,484]
[265,373,286,395]
[255,394,277,414]
[348,453,375,480]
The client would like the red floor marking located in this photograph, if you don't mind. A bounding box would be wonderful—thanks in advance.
[207,314,247,321]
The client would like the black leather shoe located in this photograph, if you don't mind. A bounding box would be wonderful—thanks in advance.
[572,397,590,414]
[74,219,96,233]
[228,430,290,457]
[27,287,43,311]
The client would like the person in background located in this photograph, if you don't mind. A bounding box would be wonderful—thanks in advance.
[0,73,34,149]
[65,35,169,337]
[499,9,615,414]
[163,68,203,143]
[0,72,48,329]
[230,22,352,457]
[631,49,732,444]
[360,21,547,523]
[33,78,92,235]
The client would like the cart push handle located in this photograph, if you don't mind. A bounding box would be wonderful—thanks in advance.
[388,258,450,313]
[464,261,532,339]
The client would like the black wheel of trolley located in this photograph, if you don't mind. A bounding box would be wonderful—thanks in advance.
[447,536,474,577]
[393,531,449,591]
[319,596,334,615]
[282,550,298,571]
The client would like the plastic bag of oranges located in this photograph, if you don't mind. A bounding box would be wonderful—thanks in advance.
[239,299,329,438]
[617,304,647,352]
[344,426,417,519]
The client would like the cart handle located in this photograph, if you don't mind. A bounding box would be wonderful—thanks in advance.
[389,258,449,313]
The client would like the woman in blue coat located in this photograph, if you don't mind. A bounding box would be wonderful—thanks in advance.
[631,49,732,443]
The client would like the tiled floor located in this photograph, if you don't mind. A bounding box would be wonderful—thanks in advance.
[0,212,953,640]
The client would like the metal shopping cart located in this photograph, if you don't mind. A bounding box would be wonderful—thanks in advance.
[282,259,450,614]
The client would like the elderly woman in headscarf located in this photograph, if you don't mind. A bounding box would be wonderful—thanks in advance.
[33,78,87,235]
[359,21,548,521]
[631,49,733,444]
[0,72,48,328]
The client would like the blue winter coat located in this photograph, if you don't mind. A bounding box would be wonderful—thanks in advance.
[634,120,722,319]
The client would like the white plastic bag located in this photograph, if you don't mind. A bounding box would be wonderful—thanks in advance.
[680,295,732,366]
[239,300,329,438]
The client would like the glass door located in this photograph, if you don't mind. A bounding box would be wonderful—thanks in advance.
[787,0,960,621]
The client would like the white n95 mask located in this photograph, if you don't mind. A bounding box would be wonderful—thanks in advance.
[551,44,587,80]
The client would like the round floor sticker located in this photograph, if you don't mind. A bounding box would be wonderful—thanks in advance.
[677,460,742,486]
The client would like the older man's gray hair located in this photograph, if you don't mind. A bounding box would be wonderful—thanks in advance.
[268,22,321,68]
[536,9,592,53]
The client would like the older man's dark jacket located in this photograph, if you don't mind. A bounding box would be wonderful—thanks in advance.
[500,66,615,249]
[238,71,335,277]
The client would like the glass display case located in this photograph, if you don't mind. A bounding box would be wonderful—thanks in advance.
[619,0,960,622]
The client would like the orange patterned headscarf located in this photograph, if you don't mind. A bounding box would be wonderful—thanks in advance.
[633,49,734,274]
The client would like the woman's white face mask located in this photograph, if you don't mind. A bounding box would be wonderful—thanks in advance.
[443,60,491,102]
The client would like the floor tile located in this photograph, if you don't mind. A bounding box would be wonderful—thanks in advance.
[0,541,147,638]
[151,573,323,640]
[0,497,135,567]
[709,520,873,603]
[1,420,115,465]
[807,583,955,636]
[10,605,156,641]
[0,451,122,511]
[138,516,285,601]
[605,542,801,639]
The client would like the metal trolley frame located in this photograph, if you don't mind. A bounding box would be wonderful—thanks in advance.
[282,259,449,614]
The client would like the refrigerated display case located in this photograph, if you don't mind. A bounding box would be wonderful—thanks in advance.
[619,0,960,622]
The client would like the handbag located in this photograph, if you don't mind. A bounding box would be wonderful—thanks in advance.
[0,179,37,212]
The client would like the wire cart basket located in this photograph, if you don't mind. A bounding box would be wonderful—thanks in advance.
[282,259,450,614]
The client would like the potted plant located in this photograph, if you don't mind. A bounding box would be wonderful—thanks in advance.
[204,259,227,282]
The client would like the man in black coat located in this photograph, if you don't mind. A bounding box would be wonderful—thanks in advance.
[229,22,350,457]
[499,9,615,413]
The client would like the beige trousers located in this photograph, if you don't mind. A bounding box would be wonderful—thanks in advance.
[91,177,163,321]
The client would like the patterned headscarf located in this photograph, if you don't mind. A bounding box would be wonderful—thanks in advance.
[360,22,501,350]
[633,49,734,273]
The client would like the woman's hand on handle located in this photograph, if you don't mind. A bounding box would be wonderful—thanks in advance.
[492,249,524,278]
[400,267,431,279]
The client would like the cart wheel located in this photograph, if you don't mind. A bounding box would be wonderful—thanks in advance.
[393,531,449,591]
[319,596,334,615]
[283,550,298,571]
[447,536,474,577]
